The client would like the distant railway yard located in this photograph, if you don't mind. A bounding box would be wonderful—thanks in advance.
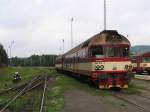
[0,67,149,112]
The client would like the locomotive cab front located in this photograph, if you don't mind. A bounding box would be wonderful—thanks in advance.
[89,31,133,89]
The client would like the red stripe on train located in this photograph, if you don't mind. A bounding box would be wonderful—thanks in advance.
[81,57,130,62]
[91,70,129,73]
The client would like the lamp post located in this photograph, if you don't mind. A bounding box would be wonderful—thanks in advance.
[104,0,107,30]
[62,39,64,54]
[71,17,74,48]
[9,41,14,66]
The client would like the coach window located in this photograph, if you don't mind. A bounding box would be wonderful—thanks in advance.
[91,46,104,58]
[143,57,150,62]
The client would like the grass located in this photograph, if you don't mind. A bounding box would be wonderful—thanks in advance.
[0,67,45,112]
[5,89,43,112]
[0,67,144,112]
[0,67,43,91]
[45,70,102,112]
[120,83,141,94]
[44,70,145,112]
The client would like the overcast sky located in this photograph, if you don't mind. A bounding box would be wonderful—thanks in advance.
[0,0,150,57]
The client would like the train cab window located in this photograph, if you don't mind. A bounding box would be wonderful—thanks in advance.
[106,47,129,57]
[91,46,104,58]
[106,47,119,57]
[123,47,129,57]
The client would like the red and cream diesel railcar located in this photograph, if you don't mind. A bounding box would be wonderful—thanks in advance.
[132,52,150,74]
[55,30,133,89]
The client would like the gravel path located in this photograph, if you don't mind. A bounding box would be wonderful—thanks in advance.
[132,79,150,90]
[64,90,144,112]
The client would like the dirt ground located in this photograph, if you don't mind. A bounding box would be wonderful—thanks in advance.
[64,89,146,112]
[132,79,150,90]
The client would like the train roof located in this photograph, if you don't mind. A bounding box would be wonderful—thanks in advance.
[64,30,130,55]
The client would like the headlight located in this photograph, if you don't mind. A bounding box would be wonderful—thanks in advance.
[125,65,132,70]
[129,65,132,69]
[95,65,104,70]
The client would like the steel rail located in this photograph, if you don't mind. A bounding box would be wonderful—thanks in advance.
[0,75,42,95]
[40,76,47,112]
[24,80,43,93]
[0,76,42,112]
[137,94,150,100]
[113,93,150,112]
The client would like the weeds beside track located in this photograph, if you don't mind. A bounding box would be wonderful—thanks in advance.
[0,75,49,112]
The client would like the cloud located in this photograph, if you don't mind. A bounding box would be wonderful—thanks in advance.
[0,0,149,57]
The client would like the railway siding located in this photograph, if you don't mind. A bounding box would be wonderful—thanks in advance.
[135,75,150,81]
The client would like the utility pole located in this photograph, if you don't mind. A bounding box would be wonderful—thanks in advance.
[9,41,14,66]
[104,0,107,30]
[59,47,62,55]
[62,39,64,54]
[71,17,74,48]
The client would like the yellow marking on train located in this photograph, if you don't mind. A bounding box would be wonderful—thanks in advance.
[99,85,105,89]
[108,85,113,88]
[122,85,128,88]
[116,85,121,88]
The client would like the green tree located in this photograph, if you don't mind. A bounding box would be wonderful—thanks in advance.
[0,44,8,65]
[11,54,57,67]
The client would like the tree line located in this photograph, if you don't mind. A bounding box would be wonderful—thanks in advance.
[11,55,57,67]
[0,44,8,66]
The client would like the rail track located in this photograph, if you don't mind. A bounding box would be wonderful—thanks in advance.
[137,93,150,100]
[113,92,150,112]
[40,76,47,112]
[0,75,49,112]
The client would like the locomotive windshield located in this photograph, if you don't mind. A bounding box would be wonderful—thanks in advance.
[90,46,129,58]
[91,46,104,58]
[105,47,129,57]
